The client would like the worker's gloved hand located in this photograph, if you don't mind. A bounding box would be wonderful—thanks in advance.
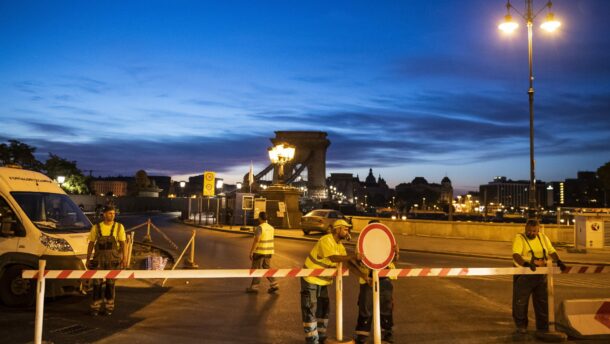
[556,260,567,272]
[523,261,536,272]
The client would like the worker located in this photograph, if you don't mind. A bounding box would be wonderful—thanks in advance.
[512,219,567,335]
[352,220,398,344]
[300,219,358,344]
[246,211,279,293]
[86,205,127,316]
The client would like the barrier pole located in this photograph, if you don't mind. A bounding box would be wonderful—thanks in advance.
[184,230,199,269]
[126,233,135,266]
[537,260,567,341]
[34,259,46,344]
[335,262,343,341]
[143,218,152,243]
[372,269,381,344]
[216,198,220,226]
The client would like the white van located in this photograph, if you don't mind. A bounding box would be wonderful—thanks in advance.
[0,166,91,306]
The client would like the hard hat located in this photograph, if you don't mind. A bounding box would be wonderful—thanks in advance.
[332,219,350,229]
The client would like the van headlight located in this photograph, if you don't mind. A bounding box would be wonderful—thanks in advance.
[40,233,74,252]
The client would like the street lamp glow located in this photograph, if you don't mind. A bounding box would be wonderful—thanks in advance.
[499,14,519,33]
[179,181,186,188]
[216,179,224,189]
[267,143,296,183]
[236,182,242,190]
[540,12,560,32]
[57,176,65,184]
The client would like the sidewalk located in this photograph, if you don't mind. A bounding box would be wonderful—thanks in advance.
[188,221,610,266]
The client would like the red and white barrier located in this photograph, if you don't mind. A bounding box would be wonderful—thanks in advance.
[557,299,610,339]
[22,267,349,280]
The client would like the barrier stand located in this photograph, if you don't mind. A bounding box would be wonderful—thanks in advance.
[328,263,353,344]
[126,233,135,267]
[142,218,152,243]
[372,269,381,344]
[34,259,46,344]
[535,260,567,342]
[161,230,198,286]
[184,230,199,269]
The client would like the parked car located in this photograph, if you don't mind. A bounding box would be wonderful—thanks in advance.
[300,209,352,235]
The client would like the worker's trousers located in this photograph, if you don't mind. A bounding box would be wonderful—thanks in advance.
[300,278,330,344]
[512,274,549,331]
[355,278,394,343]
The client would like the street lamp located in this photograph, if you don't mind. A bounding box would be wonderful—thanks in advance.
[268,143,296,184]
[57,175,66,185]
[499,0,561,219]
[179,181,186,197]
[236,182,242,190]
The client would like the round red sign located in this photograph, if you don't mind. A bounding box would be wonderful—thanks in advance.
[357,223,396,270]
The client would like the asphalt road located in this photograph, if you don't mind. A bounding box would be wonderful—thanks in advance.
[2,213,609,344]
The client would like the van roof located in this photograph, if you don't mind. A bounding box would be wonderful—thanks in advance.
[0,166,64,194]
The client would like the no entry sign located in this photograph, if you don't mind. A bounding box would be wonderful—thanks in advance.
[358,222,396,270]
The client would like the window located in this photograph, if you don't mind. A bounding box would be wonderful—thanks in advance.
[11,192,91,234]
[0,197,25,237]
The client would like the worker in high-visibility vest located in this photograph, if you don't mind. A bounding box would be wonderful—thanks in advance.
[512,219,567,336]
[300,219,357,344]
[246,211,279,294]
[352,221,399,344]
[86,205,127,316]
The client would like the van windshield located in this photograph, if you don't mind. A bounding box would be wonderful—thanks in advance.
[11,192,92,233]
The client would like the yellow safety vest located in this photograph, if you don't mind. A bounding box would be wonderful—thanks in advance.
[304,234,346,286]
[358,261,397,284]
[253,222,275,255]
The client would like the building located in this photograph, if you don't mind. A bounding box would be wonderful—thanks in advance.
[89,180,128,197]
[479,176,546,210]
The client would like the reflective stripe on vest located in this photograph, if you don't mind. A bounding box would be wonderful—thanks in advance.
[304,235,341,286]
[253,222,274,255]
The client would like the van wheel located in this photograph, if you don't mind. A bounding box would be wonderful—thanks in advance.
[0,265,35,307]
[302,230,310,235]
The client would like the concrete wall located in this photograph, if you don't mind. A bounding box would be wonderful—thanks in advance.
[351,216,574,244]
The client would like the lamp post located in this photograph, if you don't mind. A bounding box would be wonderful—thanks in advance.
[57,175,65,185]
[268,143,296,184]
[179,181,186,197]
[499,0,560,219]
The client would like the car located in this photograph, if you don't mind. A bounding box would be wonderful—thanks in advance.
[300,209,352,235]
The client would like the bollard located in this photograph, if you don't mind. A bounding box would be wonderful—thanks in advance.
[184,230,199,269]
[34,260,46,344]
[142,218,152,243]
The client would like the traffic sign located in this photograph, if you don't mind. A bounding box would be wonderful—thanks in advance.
[357,222,396,270]
[203,171,215,196]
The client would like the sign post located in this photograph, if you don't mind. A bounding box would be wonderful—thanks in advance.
[357,223,396,344]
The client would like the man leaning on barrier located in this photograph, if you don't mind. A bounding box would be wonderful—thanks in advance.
[86,205,127,316]
[300,219,358,344]
[511,219,567,336]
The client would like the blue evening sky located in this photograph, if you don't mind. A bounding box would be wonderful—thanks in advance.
[1,0,609,192]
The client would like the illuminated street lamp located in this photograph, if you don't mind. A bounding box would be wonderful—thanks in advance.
[57,175,65,185]
[236,182,242,190]
[499,0,561,219]
[268,143,296,184]
[179,181,186,197]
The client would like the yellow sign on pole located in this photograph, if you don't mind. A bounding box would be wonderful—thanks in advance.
[203,171,215,196]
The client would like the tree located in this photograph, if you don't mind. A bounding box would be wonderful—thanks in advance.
[44,153,90,194]
[0,140,43,170]
[597,161,610,207]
